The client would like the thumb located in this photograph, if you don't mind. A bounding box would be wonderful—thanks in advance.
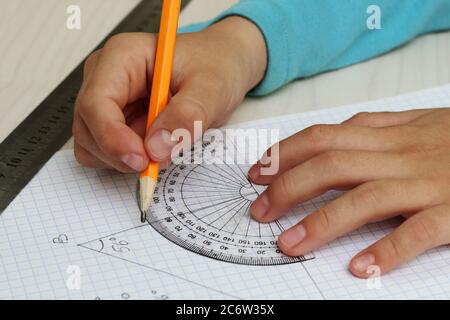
[145,73,237,162]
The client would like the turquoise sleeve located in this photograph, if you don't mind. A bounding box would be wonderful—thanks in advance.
[179,0,450,96]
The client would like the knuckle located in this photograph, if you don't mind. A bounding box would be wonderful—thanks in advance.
[383,236,403,261]
[304,124,334,145]
[75,94,93,115]
[277,174,297,200]
[315,206,333,231]
[348,112,371,124]
[97,124,121,158]
[356,183,384,208]
[83,50,100,74]
[74,146,91,167]
[408,216,436,246]
[103,33,128,50]
[103,33,155,61]
[179,99,208,128]
[315,150,345,172]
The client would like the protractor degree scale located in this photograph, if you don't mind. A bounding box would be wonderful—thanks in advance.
[146,138,315,266]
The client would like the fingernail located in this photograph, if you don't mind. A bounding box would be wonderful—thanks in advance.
[279,224,306,248]
[352,253,376,273]
[147,129,177,161]
[251,194,269,219]
[248,164,260,180]
[121,153,146,171]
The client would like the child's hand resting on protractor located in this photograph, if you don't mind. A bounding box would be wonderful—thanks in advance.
[73,17,267,172]
[249,108,450,278]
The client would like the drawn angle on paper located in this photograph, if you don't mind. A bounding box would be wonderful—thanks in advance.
[78,138,315,267]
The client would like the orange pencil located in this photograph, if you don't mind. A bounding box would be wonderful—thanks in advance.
[139,0,181,222]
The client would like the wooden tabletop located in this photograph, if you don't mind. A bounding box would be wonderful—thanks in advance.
[1,0,449,149]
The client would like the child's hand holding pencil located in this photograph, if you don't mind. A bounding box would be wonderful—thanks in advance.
[73,16,267,173]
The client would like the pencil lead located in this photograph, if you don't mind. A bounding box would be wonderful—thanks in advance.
[140,210,147,223]
[138,176,157,224]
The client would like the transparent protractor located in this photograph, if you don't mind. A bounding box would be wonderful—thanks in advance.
[147,161,312,266]
[181,163,284,238]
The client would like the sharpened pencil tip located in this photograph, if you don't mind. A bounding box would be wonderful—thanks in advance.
[140,210,147,223]
[138,176,157,224]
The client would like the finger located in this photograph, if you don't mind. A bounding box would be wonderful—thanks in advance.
[250,150,411,222]
[83,49,101,81]
[249,124,404,184]
[276,178,445,257]
[76,34,155,170]
[123,99,147,124]
[144,72,238,162]
[128,113,148,138]
[343,109,434,127]
[349,204,450,278]
[74,142,109,169]
[73,112,138,173]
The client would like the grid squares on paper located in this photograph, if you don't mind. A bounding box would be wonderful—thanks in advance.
[1,85,450,299]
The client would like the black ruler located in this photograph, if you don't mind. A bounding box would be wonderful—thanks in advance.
[0,0,191,213]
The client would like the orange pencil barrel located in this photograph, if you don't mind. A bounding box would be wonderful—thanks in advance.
[141,0,181,179]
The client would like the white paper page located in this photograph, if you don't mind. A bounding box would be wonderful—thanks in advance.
[1,85,450,300]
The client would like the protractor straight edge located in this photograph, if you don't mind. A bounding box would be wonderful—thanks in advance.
[0,0,191,213]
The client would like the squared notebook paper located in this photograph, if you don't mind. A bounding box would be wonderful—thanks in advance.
[1,85,450,300]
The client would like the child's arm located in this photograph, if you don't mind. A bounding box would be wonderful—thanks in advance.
[184,0,450,96]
